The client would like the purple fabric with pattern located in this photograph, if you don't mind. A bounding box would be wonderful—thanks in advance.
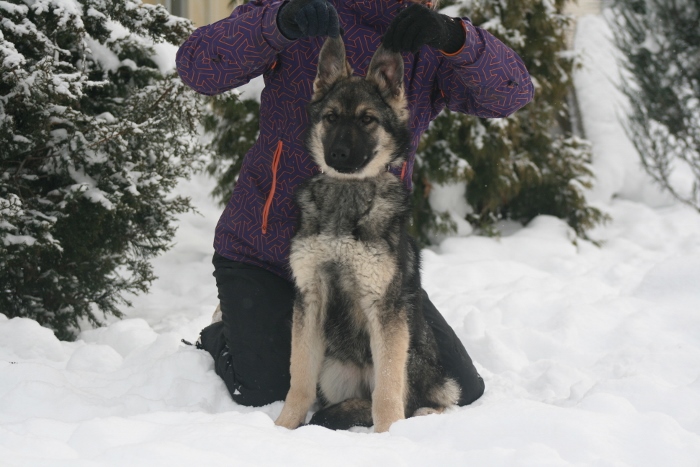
[176,0,534,280]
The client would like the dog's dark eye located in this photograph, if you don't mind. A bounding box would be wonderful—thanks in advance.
[325,113,337,123]
[361,115,376,125]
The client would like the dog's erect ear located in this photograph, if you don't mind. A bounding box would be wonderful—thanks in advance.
[314,36,352,95]
[366,45,404,99]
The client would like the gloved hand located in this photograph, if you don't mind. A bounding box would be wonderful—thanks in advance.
[383,4,465,54]
[277,0,340,40]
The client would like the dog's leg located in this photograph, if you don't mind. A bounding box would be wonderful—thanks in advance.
[367,311,410,433]
[275,293,325,429]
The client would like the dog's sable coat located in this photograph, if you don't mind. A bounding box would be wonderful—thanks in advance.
[275,36,460,433]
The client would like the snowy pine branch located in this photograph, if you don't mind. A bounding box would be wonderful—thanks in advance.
[0,0,207,339]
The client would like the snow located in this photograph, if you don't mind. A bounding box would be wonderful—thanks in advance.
[572,14,672,208]
[2,9,700,467]
[2,234,38,246]
[84,36,121,73]
[235,74,265,101]
[428,181,474,241]
[66,166,115,211]
[3,186,700,465]
[151,41,179,73]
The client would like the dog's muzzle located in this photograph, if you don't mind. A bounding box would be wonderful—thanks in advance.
[326,143,363,173]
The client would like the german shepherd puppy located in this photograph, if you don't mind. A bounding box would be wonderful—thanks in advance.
[274,36,460,433]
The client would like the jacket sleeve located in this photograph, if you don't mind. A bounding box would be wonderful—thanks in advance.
[176,0,293,96]
[435,19,534,118]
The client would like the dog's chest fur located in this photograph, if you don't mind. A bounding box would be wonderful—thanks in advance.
[290,173,409,363]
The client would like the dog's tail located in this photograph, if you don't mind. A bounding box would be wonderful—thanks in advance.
[308,398,373,430]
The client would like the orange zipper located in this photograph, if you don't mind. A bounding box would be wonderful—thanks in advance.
[262,140,283,234]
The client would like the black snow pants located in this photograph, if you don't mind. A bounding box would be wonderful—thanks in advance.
[198,253,485,408]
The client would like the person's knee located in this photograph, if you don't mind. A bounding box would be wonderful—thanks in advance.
[220,353,290,407]
[230,384,288,407]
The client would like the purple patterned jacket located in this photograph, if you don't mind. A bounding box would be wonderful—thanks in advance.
[176,0,534,280]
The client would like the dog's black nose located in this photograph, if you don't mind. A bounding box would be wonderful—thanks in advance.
[326,139,363,173]
[329,144,350,162]
[327,143,358,173]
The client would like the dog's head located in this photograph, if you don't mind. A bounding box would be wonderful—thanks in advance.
[306,36,411,179]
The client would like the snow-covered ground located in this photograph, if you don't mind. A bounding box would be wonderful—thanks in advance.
[2,12,700,467]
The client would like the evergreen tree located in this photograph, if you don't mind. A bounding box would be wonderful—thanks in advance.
[411,0,606,244]
[610,0,700,211]
[0,0,205,339]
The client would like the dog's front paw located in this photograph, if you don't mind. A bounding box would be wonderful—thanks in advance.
[275,407,305,430]
[373,414,404,433]
[274,417,300,430]
[374,412,406,433]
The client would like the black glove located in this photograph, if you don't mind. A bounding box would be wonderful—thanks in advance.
[277,0,340,40]
[383,4,465,54]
